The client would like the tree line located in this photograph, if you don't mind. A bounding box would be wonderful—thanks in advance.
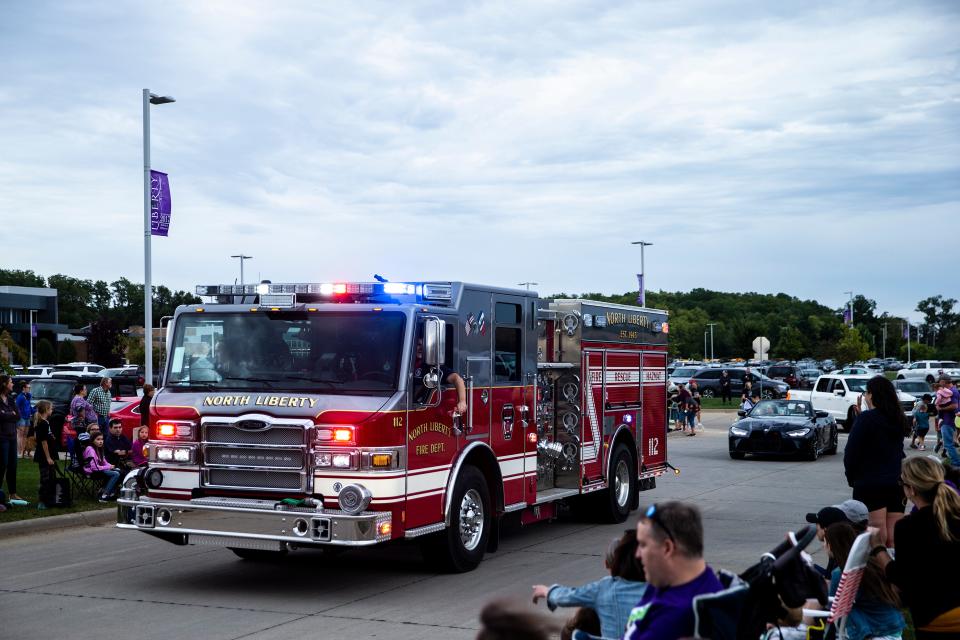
[1,268,200,368]
[553,288,960,363]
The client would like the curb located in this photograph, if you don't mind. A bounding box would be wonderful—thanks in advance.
[0,507,116,540]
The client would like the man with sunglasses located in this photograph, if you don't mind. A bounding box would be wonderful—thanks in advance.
[624,502,722,640]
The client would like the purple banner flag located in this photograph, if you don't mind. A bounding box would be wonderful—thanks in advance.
[902,322,909,339]
[31,323,37,338]
[150,170,171,236]
[637,273,644,307]
[842,307,851,325]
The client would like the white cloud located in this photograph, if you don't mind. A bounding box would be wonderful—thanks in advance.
[0,0,957,321]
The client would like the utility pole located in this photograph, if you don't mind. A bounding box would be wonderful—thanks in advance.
[631,241,653,306]
[707,323,717,361]
[905,320,911,363]
[882,323,888,360]
[704,331,708,361]
[517,282,538,291]
[231,255,253,287]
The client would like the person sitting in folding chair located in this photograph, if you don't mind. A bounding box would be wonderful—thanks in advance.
[82,432,121,503]
[816,523,904,639]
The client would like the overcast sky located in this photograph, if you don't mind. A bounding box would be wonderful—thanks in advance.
[2,1,957,320]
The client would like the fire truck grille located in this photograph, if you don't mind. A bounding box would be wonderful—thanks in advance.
[205,447,304,469]
[201,419,310,492]
[204,423,303,446]
[206,469,304,491]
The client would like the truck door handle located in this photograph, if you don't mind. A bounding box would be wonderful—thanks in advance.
[502,404,515,440]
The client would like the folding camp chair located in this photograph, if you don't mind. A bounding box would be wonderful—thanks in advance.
[802,531,873,639]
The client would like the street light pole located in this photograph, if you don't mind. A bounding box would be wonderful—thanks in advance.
[143,88,175,387]
[704,331,708,361]
[707,322,717,362]
[29,309,36,366]
[517,282,538,291]
[631,241,653,307]
[882,323,888,360]
[232,255,253,287]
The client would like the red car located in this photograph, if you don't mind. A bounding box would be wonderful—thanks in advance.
[110,396,145,441]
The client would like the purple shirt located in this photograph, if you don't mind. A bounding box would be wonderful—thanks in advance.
[623,566,723,640]
[70,395,98,424]
[130,439,148,466]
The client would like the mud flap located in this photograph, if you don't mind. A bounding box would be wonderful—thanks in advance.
[487,515,501,553]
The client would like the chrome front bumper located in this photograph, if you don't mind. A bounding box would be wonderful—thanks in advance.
[117,495,392,548]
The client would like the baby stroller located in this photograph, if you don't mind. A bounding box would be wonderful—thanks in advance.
[693,524,828,640]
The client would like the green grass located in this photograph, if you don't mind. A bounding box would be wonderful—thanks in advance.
[0,457,106,524]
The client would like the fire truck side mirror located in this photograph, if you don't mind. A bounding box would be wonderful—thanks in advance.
[423,318,445,367]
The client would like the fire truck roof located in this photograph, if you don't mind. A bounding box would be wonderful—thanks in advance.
[194,281,537,308]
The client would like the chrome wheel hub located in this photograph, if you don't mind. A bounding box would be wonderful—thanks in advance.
[459,489,484,551]
[614,459,631,508]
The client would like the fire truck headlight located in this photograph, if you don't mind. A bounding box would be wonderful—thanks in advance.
[157,447,174,462]
[172,447,192,462]
[315,452,332,467]
[338,484,372,514]
[332,453,354,469]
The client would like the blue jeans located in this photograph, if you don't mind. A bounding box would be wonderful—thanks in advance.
[942,423,960,466]
[97,415,108,430]
[92,469,121,497]
[0,439,17,495]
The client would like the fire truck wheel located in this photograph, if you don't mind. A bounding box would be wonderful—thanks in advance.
[229,547,288,561]
[421,465,491,573]
[597,444,636,523]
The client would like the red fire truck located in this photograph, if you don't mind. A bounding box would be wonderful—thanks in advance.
[118,281,672,571]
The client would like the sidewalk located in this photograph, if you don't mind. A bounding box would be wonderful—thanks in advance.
[0,507,115,540]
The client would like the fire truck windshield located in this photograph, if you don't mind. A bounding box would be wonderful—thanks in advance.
[165,311,406,393]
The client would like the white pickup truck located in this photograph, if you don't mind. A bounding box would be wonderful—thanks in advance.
[787,374,916,431]
[895,360,960,384]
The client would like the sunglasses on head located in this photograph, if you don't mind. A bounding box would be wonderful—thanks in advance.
[645,503,675,543]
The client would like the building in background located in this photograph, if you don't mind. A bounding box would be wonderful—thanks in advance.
[0,285,70,363]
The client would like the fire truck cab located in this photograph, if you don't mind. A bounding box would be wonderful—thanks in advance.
[117,281,671,572]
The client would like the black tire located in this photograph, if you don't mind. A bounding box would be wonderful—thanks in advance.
[420,465,491,573]
[761,389,776,399]
[825,426,839,455]
[229,547,288,561]
[896,375,905,380]
[729,451,745,460]
[805,440,820,461]
[594,443,636,523]
[701,388,716,399]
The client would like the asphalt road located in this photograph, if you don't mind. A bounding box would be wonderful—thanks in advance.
[0,411,874,639]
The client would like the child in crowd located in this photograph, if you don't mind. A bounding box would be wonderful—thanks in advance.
[130,426,149,467]
[823,522,905,639]
[83,432,121,503]
[910,394,932,450]
[32,400,57,510]
[532,529,648,639]
[104,418,134,472]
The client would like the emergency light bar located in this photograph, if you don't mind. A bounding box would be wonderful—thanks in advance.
[194,281,456,306]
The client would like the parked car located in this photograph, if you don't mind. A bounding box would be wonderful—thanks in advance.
[109,396,144,441]
[728,399,838,460]
[765,364,802,389]
[789,374,916,430]
[667,366,703,393]
[99,366,146,389]
[893,379,933,400]
[798,368,821,389]
[688,368,789,400]
[855,362,885,376]
[831,366,872,376]
[24,365,57,377]
[896,360,960,384]
[28,378,77,440]
[53,362,105,375]
[883,359,905,371]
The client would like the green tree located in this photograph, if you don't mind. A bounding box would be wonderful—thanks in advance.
[899,342,935,362]
[835,326,873,364]
[916,295,959,348]
[0,330,28,368]
[87,317,125,367]
[774,326,805,359]
[36,337,56,364]
[0,269,46,287]
[57,340,77,363]
[47,274,96,328]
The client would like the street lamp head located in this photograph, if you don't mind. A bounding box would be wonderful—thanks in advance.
[149,94,176,105]
[631,241,653,247]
